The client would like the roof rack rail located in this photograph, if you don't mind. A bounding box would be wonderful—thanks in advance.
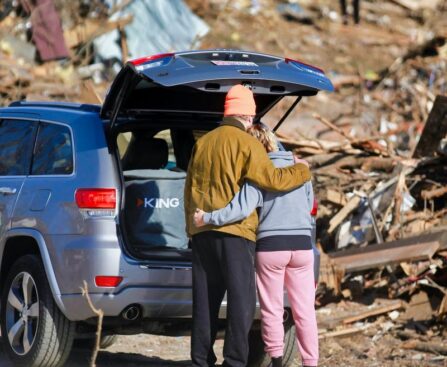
[8,101,101,113]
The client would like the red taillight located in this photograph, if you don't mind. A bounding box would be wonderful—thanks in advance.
[285,57,325,74]
[310,198,318,217]
[95,276,123,288]
[75,189,116,209]
[129,53,175,66]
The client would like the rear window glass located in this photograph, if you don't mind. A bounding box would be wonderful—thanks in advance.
[32,123,73,175]
[0,119,36,176]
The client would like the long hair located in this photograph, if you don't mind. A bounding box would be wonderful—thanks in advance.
[247,124,278,153]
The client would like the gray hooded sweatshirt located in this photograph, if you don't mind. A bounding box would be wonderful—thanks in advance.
[203,151,313,242]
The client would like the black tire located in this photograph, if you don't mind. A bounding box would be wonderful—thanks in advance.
[0,255,75,367]
[99,335,118,349]
[248,314,297,367]
[74,334,118,350]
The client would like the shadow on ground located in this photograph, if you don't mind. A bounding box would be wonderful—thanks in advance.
[0,337,191,367]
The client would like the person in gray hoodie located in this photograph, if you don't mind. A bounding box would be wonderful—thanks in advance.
[194,124,318,367]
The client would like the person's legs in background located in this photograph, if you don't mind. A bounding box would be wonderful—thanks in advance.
[353,0,360,24]
[339,0,348,24]
[285,250,318,367]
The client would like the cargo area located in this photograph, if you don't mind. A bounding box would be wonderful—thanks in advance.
[115,127,198,260]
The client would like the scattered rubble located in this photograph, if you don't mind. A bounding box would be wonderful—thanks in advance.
[0,0,446,364]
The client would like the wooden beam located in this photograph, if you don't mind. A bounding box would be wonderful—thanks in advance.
[331,241,440,272]
[342,301,404,324]
[413,95,447,158]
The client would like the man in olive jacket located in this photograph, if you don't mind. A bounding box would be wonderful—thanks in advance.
[185,84,311,367]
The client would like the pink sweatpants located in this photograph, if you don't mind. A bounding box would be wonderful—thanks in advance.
[256,250,318,367]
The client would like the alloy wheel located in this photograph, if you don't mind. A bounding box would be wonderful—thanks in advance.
[5,271,40,355]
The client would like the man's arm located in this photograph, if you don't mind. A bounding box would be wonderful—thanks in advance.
[199,182,263,226]
[244,139,311,192]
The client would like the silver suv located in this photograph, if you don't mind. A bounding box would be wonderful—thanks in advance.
[0,50,332,367]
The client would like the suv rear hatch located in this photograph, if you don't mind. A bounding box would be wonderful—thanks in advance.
[102,49,333,260]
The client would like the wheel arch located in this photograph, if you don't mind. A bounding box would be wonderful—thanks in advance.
[0,228,68,317]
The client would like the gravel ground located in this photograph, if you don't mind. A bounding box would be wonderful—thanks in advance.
[1,332,446,367]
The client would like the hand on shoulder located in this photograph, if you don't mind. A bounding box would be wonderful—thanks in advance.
[294,155,310,167]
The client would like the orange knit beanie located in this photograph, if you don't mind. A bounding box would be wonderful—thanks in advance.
[224,85,256,116]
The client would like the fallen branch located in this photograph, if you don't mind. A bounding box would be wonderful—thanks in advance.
[81,281,104,367]
[313,113,354,142]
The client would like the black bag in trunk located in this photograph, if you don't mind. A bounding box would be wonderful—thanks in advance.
[124,169,188,250]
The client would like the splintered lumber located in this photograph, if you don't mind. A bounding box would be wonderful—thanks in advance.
[389,0,441,11]
[313,113,354,142]
[323,189,347,206]
[327,183,373,234]
[361,157,397,172]
[421,186,447,200]
[64,15,133,49]
[332,74,362,90]
[306,153,345,168]
[328,195,361,233]
[401,340,447,355]
[318,326,365,339]
[342,301,404,324]
[329,235,443,272]
[412,95,447,158]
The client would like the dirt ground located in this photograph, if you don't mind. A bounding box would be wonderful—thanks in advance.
[1,333,445,367]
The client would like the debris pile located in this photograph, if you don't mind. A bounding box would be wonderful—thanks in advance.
[274,38,447,348]
[0,1,445,359]
[0,0,209,106]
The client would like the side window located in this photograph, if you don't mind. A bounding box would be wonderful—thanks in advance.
[32,123,73,175]
[0,119,36,176]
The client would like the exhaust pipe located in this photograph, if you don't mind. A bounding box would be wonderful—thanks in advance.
[122,305,141,321]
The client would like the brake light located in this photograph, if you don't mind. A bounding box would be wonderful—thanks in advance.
[129,53,175,66]
[95,276,123,287]
[285,57,325,74]
[75,189,116,209]
[310,198,318,217]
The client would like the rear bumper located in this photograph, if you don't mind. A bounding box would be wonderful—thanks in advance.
[48,232,317,322]
[60,287,195,321]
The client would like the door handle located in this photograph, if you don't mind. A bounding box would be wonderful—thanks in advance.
[0,187,17,195]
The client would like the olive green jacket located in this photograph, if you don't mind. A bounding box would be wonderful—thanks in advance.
[184,117,311,242]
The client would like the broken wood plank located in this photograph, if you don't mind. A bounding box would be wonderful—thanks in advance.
[330,241,440,272]
[342,301,404,324]
[390,0,441,11]
[313,113,354,142]
[421,186,447,200]
[318,326,365,339]
[361,157,397,172]
[323,189,347,206]
[412,95,447,158]
[328,183,373,234]
[328,196,361,233]
[306,153,345,168]
[401,340,447,355]
[64,15,133,49]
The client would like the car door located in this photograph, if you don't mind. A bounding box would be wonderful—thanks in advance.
[0,118,37,241]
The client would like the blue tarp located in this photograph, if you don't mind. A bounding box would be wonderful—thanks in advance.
[94,0,209,66]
